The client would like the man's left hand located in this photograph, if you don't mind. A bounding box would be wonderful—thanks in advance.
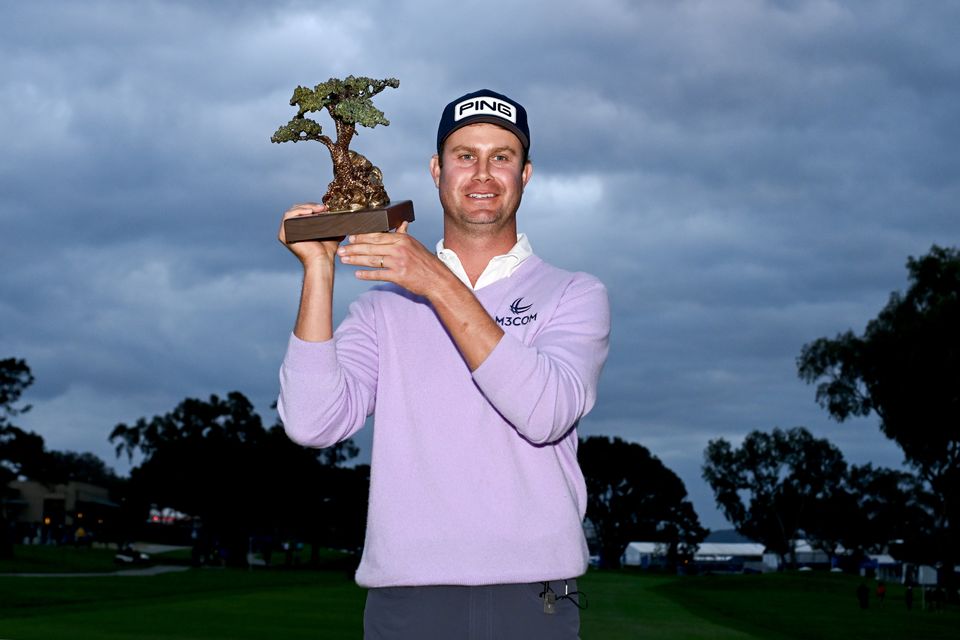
[339,221,504,370]
[337,222,452,299]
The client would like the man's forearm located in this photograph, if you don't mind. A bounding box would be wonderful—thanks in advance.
[427,274,504,371]
[469,277,611,444]
[293,259,336,342]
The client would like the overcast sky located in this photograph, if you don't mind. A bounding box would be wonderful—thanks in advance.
[2,0,957,530]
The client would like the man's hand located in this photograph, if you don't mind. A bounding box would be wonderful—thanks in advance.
[338,222,504,370]
[278,203,343,267]
[337,222,452,298]
[279,202,341,343]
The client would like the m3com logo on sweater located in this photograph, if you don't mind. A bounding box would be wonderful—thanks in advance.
[497,297,538,327]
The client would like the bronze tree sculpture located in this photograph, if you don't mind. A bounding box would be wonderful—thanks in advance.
[271,76,399,212]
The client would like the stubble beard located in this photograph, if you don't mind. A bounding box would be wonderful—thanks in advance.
[444,198,518,239]
[440,186,524,239]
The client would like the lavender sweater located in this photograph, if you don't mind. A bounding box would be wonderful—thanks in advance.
[278,255,610,587]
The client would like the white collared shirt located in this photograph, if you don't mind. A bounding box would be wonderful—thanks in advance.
[436,233,533,291]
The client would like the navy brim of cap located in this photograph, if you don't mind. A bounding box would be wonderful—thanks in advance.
[438,116,530,153]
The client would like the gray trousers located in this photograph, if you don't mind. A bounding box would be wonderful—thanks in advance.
[363,579,581,639]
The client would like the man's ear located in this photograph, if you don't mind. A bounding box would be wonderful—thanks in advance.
[430,155,441,188]
[521,160,533,188]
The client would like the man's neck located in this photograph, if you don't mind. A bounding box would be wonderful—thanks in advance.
[442,225,518,287]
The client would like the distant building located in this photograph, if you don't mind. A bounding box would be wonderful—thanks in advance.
[5,480,119,543]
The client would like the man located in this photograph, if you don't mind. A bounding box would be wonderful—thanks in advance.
[277,89,610,638]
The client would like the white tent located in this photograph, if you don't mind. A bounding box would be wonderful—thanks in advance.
[622,542,668,568]
[622,541,766,570]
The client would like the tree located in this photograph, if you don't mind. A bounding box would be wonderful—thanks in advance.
[840,464,932,567]
[271,75,399,211]
[110,392,366,566]
[797,245,960,578]
[111,392,280,563]
[0,427,46,487]
[702,427,847,567]
[580,436,706,570]
[1,359,150,554]
[1,358,34,430]
[789,462,930,571]
[0,358,44,558]
[39,451,121,488]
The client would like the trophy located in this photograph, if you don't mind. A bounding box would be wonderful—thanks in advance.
[272,76,414,242]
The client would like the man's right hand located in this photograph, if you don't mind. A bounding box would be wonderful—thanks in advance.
[279,203,340,342]
[279,203,343,266]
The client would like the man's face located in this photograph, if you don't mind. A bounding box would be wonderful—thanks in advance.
[430,123,532,235]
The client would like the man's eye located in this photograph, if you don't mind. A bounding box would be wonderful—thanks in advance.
[459,154,474,161]
[493,155,509,162]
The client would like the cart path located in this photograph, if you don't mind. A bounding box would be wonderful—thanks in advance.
[3,564,192,577]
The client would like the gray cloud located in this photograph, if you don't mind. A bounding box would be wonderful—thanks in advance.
[2,0,957,529]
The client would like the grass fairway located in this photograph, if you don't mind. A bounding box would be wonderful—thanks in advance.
[653,571,957,640]
[578,571,754,639]
[0,568,366,640]
[1,549,957,639]
[0,544,120,574]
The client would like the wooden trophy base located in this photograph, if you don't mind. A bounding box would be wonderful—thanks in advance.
[284,200,415,243]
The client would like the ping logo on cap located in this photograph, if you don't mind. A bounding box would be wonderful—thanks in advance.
[454,97,516,123]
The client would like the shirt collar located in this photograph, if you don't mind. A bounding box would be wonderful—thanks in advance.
[436,233,533,290]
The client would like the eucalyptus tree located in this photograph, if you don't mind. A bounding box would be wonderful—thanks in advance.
[798,245,960,576]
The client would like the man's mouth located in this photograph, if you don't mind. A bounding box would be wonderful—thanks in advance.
[468,193,496,199]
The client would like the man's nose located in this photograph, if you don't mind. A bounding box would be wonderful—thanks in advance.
[472,158,491,181]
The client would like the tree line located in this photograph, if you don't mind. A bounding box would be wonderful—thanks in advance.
[3,245,957,576]
[1,357,705,569]
[703,426,925,569]
[704,245,959,583]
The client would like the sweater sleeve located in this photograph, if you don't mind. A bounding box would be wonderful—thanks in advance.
[471,274,610,444]
[277,295,379,448]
